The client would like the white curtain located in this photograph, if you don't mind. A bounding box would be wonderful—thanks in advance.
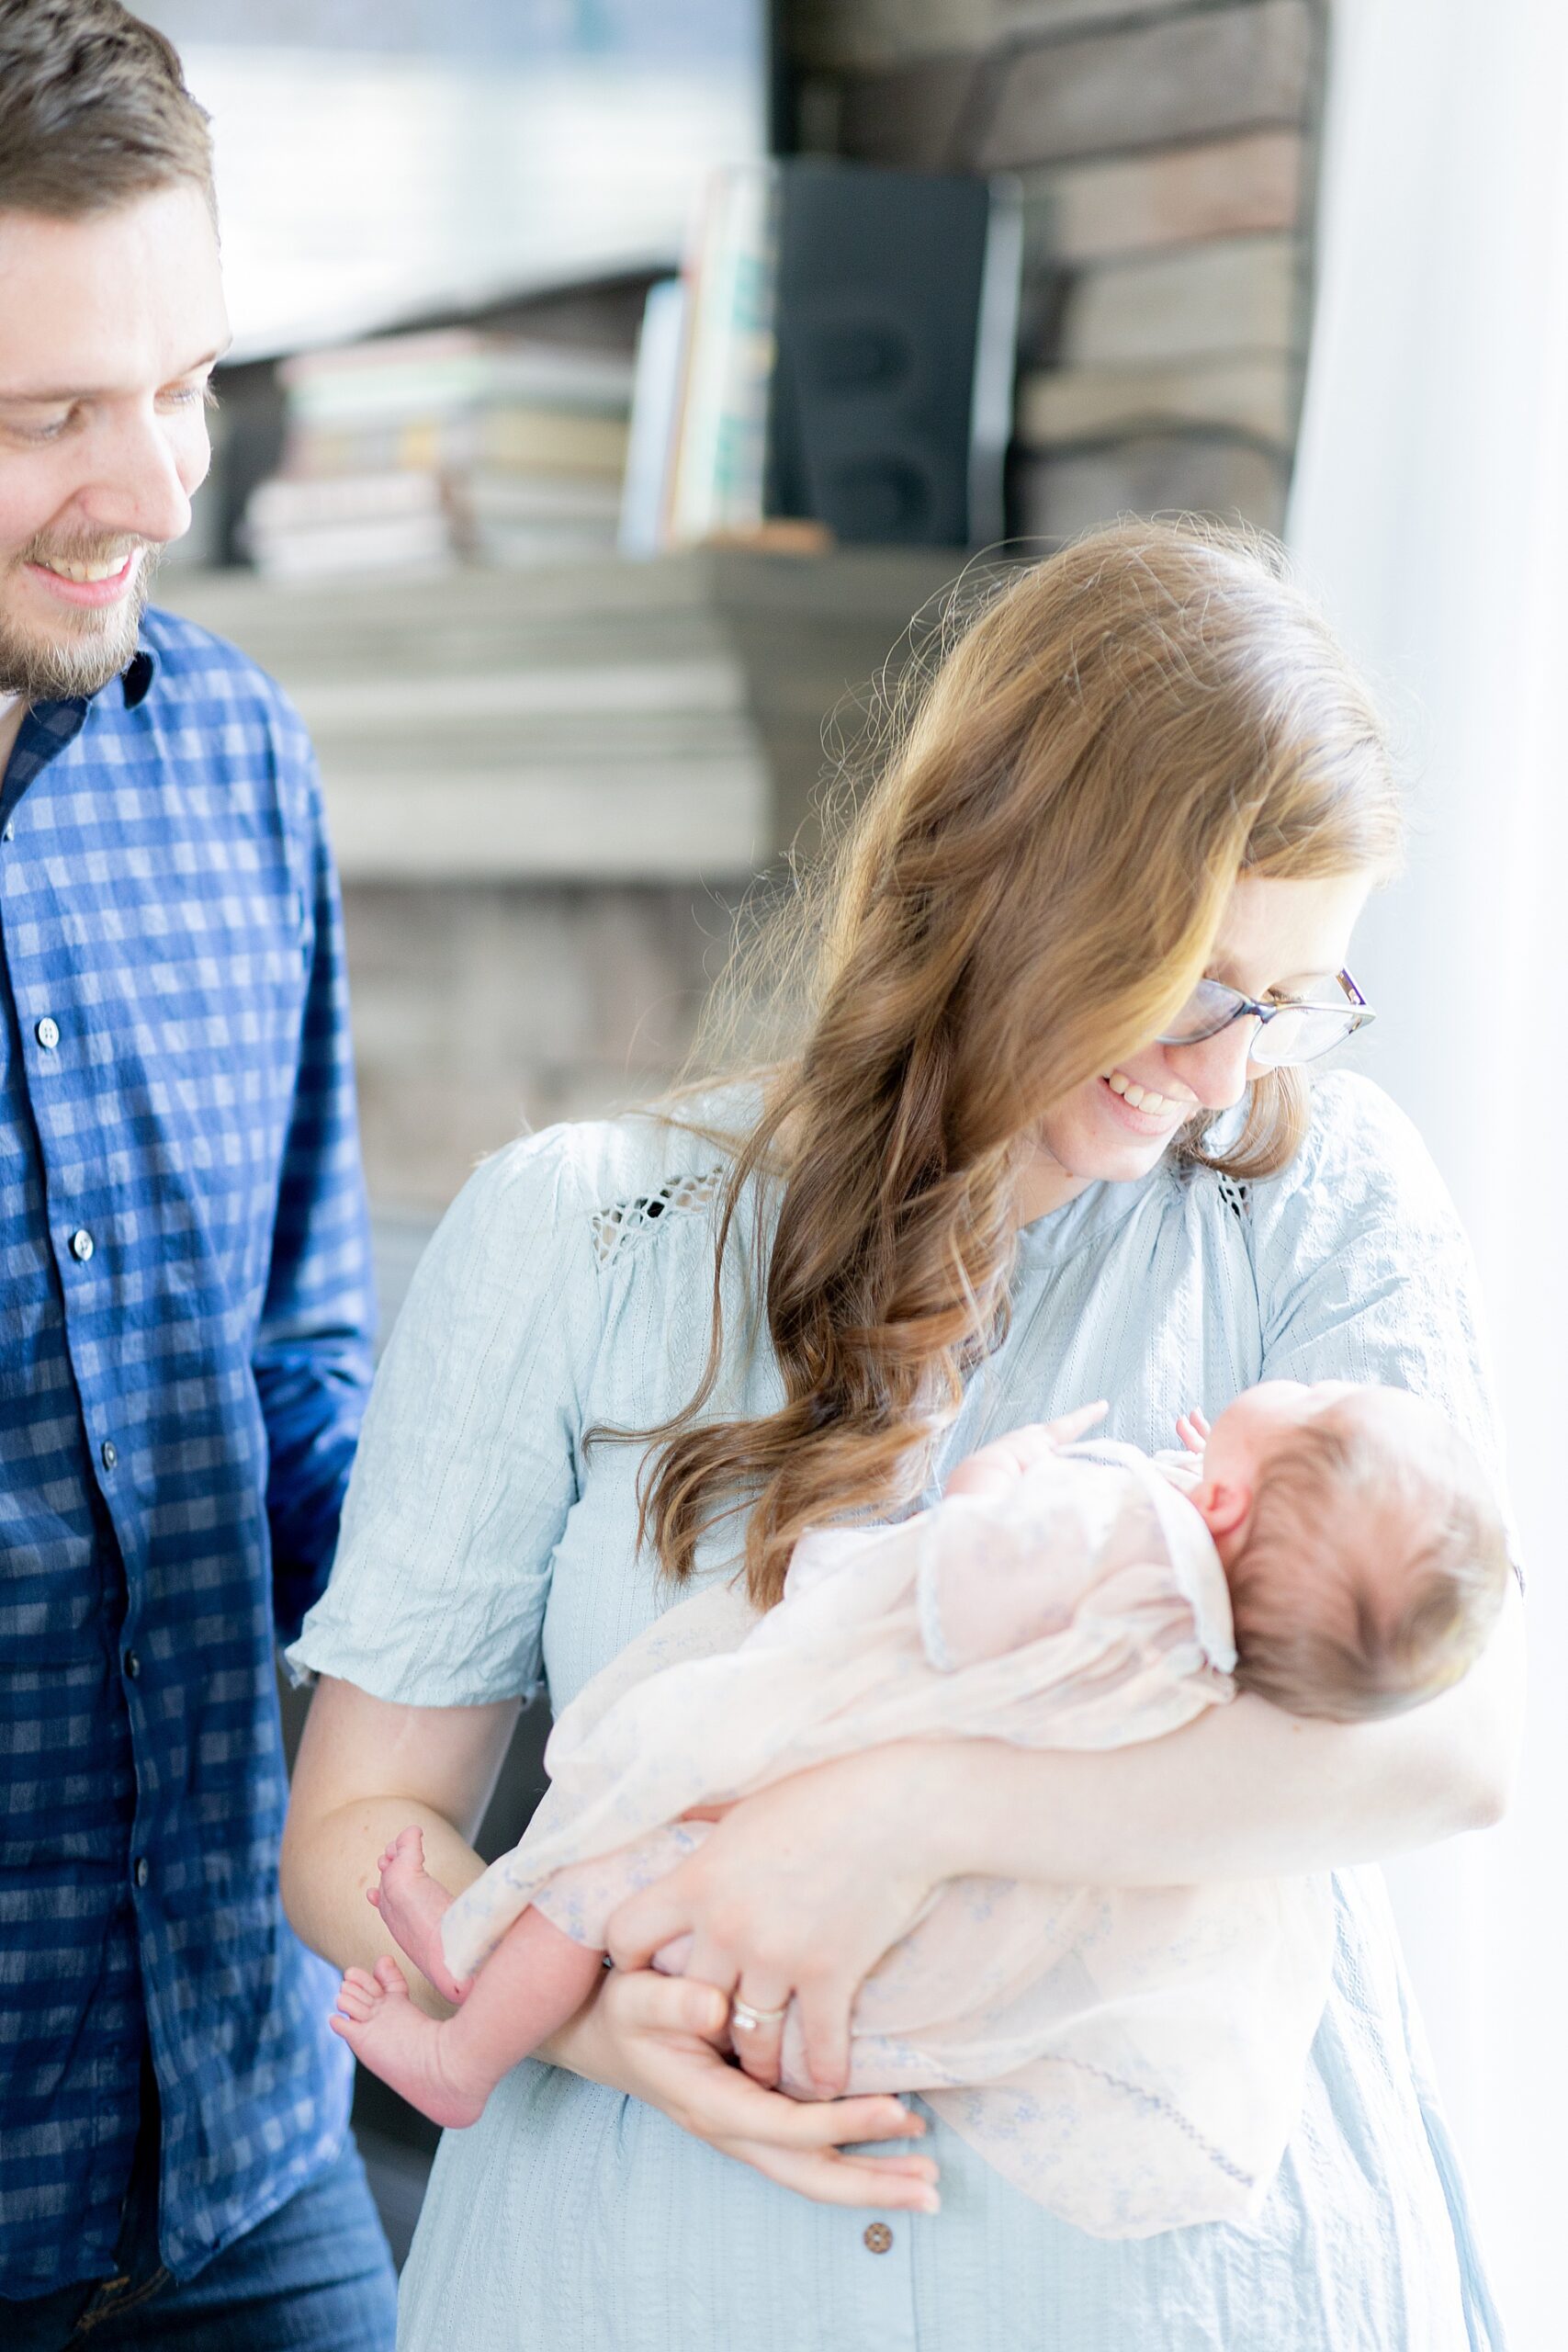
[1287,3,1568,2344]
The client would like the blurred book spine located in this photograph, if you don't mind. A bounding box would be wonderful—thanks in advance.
[618,278,689,558]
[663,165,779,548]
[243,327,633,578]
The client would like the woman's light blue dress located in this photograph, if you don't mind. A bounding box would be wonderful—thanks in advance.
[288,1073,1513,2352]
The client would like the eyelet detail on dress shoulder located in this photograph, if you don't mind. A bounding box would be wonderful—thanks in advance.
[590,1169,724,1271]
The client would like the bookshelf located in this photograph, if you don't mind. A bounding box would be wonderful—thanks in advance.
[160,547,968,880]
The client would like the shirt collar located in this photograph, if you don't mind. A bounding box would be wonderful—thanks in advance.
[1067,1437,1240,1673]
[121,644,156,708]
[0,641,158,821]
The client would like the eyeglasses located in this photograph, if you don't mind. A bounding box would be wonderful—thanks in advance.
[1156,968,1374,1069]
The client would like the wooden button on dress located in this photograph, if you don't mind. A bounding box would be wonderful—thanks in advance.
[863,2222,893,2254]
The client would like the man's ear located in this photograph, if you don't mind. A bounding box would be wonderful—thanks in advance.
[1193,1477,1252,1543]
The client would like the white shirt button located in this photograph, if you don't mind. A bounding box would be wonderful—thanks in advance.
[70,1228,95,1262]
[36,1016,60,1050]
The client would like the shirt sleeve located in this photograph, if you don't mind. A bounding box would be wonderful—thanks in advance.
[1246,1072,1519,1573]
[285,1125,604,1705]
[252,732,376,1647]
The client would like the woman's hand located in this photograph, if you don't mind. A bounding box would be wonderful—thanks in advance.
[544,1966,940,2212]
[605,1745,938,2098]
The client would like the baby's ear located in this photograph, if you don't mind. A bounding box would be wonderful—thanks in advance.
[1192,1476,1251,1543]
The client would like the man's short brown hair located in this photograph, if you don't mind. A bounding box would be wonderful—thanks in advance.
[0,1,213,220]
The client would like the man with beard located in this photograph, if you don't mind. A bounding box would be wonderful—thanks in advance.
[0,6,396,2344]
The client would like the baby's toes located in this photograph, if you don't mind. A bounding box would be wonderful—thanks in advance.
[373,1955,410,1996]
[390,1826,424,1865]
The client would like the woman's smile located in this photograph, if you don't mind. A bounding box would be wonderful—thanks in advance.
[1098,1067,1194,1127]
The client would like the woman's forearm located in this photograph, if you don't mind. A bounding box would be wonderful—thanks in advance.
[279,1676,518,2016]
[915,1579,1525,1887]
[280,1792,488,2016]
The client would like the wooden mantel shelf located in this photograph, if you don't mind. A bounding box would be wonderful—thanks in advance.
[160,549,965,884]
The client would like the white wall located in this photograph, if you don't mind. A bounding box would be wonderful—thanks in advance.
[1288,4,1568,2343]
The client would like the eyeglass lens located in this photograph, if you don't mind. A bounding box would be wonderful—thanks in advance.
[1247,1006,1357,1067]
[1158,978,1359,1066]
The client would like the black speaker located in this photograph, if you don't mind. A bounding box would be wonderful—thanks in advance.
[765,160,1021,549]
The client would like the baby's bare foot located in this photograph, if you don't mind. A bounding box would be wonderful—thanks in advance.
[331,1960,491,2130]
[367,1826,470,2005]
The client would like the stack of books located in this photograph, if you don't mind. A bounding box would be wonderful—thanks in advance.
[244,329,633,580]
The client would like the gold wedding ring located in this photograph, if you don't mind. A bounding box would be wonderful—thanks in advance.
[730,1996,788,2034]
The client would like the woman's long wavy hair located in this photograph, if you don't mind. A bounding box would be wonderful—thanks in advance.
[630,518,1401,1610]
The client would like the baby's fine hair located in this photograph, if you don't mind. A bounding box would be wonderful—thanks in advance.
[1225,1396,1510,1724]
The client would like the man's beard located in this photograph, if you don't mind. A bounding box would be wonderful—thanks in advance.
[0,536,161,700]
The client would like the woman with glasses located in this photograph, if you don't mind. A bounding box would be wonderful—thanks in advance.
[282,520,1519,2352]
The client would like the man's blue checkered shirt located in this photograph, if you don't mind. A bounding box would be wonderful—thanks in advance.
[0,609,374,2297]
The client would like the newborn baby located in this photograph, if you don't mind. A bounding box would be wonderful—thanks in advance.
[332,1377,1507,2235]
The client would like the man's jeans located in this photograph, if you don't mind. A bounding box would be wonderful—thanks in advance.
[1,2068,398,2351]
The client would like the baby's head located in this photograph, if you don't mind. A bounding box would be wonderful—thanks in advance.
[1190,1382,1509,1723]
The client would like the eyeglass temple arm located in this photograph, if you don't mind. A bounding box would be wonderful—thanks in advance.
[1337,968,1373,1023]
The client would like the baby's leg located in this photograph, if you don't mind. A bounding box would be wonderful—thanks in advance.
[333,1906,604,2130]
[367,1825,469,2006]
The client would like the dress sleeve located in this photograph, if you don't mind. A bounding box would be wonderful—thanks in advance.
[285,1126,604,1704]
[1246,1073,1518,1566]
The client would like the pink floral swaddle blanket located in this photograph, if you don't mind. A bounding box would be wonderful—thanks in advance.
[441,1441,1334,2237]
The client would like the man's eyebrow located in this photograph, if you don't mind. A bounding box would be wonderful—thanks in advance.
[0,340,232,403]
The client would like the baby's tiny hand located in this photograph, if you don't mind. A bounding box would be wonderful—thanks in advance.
[944,1402,1108,1497]
[1175,1408,1211,1456]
